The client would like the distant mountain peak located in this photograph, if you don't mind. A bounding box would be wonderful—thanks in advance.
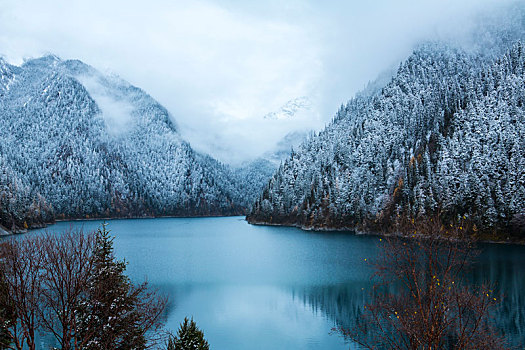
[23,54,61,68]
[263,96,312,120]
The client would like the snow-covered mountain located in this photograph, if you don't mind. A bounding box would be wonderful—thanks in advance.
[248,41,525,238]
[0,56,259,232]
[263,96,311,120]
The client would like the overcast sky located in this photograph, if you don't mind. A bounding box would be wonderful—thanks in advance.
[0,0,516,164]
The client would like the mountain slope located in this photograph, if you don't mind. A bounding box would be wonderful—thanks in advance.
[248,42,525,238]
[0,56,250,232]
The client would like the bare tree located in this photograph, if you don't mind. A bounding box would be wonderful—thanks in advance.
[38,229,95,350]
[339,216,508,349]
[0,237,43,350]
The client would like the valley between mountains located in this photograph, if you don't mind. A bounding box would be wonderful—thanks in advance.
[1,41,524,240]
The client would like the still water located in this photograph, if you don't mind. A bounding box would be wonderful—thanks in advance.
[29,217,525,349]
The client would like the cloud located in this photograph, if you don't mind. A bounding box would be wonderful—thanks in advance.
[0,0,519,164]
[77,75,135,136]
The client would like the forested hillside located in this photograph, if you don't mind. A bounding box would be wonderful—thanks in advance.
[248,42,525,238]
[0,56,264,232]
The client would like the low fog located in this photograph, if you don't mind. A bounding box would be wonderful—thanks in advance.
[78,75,135,135]
[0,0,520,164]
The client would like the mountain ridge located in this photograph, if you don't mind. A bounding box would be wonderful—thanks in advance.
[0,55,262,233]
[248,41,525,239]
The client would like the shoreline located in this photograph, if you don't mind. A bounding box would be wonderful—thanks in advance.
[5,216,524,246]
[5,213,245,236]
[246,219,525,246]
[54,213,244,223]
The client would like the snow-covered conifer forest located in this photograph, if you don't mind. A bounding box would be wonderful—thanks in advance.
[1,7,525,239]
[0,56,274,232]
[248,41,525,238]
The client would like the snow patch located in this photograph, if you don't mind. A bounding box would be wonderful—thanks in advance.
[0,61,16,93]
[263,96,312,120]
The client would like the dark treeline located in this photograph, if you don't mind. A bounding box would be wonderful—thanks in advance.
[248,41,525,240]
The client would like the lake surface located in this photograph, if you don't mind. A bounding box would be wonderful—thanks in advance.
[24,217,525,348]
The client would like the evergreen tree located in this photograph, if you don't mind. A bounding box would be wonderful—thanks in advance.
[76,223,164,349]
[171,317,209,350]
[167,337,175,350]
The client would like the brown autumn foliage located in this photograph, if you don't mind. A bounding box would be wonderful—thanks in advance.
[38,230,95,350]
[0,236,42,350]
[0,227,167,350]
[339,216,509,350]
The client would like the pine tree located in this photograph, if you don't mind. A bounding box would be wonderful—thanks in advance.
[167,337,175,350]
[171,317,209,350]
[76,223,163,349]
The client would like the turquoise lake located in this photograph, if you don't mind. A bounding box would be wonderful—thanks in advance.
[25,216,525,349]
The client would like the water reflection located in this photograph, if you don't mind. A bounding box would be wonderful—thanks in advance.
[294,244,525,348]
[474,244,525,346]
[290,283,371,333]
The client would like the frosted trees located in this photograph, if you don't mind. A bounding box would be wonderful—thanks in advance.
[76,224,166,349]
[248,41,525,238]
[0,55,267,232]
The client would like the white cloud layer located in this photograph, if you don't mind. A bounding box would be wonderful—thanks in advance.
[0,0,517,164]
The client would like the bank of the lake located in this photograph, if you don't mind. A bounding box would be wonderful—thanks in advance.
[247,218,525,246]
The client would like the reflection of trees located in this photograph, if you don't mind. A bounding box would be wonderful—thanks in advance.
[293,283,367,328]
[295,245,525,348]
[291,282,376,345]
[471,247,525,346]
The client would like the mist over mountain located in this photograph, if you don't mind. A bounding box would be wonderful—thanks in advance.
[229,130,310,203]
[261,131,310,166]
[2,1,525,237]
[0,56,266,232]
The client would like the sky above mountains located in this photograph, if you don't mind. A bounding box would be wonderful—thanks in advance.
[0,0,517,164]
